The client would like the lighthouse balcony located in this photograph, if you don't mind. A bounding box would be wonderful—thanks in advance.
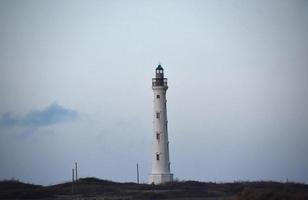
[152,78,168,87]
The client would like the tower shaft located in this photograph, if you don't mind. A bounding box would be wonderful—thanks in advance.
[149,65,173,184]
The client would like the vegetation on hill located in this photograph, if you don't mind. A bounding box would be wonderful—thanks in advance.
[0,178,307,200]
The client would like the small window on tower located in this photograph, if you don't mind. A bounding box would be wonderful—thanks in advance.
[156,133,160,140]
[156,112,160,119]
[156,95,160,98]
[156,154,160,161]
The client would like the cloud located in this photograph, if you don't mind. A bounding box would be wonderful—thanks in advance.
[0,103,78,128]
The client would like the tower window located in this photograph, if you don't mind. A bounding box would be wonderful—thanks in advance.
[156,133,160,140]
[156,154,160,161]
[156,95,160,98]
[156,112,160,119]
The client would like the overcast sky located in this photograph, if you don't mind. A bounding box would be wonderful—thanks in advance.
[0,0,308,185]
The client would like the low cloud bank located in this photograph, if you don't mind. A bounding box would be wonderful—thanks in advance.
[0,103,78,128]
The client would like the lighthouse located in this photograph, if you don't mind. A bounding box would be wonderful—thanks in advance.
[149,64,173,184]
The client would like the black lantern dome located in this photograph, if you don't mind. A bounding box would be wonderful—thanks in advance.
[155,64,164,78]
[152,64,167,87]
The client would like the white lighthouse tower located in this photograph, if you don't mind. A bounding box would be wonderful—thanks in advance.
[149,64,173,184]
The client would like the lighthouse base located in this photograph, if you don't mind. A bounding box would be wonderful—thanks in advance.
[149,173,173,184]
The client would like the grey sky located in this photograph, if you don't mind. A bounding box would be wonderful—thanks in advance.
[0,0,307,185]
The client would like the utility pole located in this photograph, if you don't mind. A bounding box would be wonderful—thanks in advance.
[136,163,139,184]
[72,168,75,182]
[75,162,78,181]
[72,168,74,195]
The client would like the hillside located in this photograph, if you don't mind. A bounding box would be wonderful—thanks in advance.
[1,178,308,200]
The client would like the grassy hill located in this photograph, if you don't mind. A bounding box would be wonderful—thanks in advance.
[1,178,308,200]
